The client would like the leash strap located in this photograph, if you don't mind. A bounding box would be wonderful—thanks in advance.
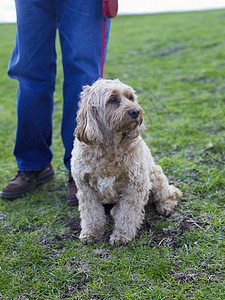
[100,0,118,78]
[100,1,107,78]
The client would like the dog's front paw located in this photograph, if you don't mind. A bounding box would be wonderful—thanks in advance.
[110,230,133,246]
[156,185,182,216]
[79,229,103,244]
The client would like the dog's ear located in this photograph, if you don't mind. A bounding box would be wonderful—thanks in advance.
[74,104,89,144]
[74,85,104,145]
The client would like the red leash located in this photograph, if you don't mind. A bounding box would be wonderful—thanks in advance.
[100,0,118,78]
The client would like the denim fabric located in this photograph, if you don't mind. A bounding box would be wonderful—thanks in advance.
[8,0,111,171]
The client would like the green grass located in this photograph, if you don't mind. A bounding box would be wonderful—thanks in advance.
[0,9,225,299]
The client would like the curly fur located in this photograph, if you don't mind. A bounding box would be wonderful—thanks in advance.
[71,78,182,246]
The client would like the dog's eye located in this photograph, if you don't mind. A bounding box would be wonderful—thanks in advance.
[108,97,118,104]
[129,95,134,102]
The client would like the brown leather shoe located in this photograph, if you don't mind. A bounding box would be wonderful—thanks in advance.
[0,164,54,200]
[66,170,78,205]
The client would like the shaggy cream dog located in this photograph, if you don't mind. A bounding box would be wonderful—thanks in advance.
[71,78,182,246]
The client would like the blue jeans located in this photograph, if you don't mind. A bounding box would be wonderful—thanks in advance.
[8,0,110,171]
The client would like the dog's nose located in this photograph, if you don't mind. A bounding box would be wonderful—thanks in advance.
[128,108,140,119]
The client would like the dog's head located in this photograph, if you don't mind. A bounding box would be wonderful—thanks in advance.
[75,78,145,145]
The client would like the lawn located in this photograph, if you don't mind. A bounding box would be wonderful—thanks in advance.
[0,9,225,299]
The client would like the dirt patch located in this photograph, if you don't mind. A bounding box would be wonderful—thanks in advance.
[138,205,205,249]
[60,213,81,232]
[158,46,187,57]
[59,203,204,248]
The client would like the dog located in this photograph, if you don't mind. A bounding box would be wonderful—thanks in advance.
[71,78,182,246]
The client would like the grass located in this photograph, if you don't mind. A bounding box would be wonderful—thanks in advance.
[0,9,225,299]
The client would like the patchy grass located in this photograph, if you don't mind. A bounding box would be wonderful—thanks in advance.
[0,9,225,299]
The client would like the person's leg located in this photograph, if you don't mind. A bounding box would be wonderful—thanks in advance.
[56,0,111,170]
[8,0,57,171]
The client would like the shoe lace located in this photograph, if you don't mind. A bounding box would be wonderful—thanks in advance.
[14,170,33,182]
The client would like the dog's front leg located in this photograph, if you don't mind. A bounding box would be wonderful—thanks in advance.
[78,186,106,243]
[150,164,182,216]
[110,194,147,246]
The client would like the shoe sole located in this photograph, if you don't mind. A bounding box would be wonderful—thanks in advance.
[0,169,55,200]
[67,198,78,206]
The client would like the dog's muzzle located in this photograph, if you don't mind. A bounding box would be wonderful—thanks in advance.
[128,108,140,119]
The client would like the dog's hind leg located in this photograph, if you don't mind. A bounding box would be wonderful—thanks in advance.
[150,164,182,216]
[78,187,106,243]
